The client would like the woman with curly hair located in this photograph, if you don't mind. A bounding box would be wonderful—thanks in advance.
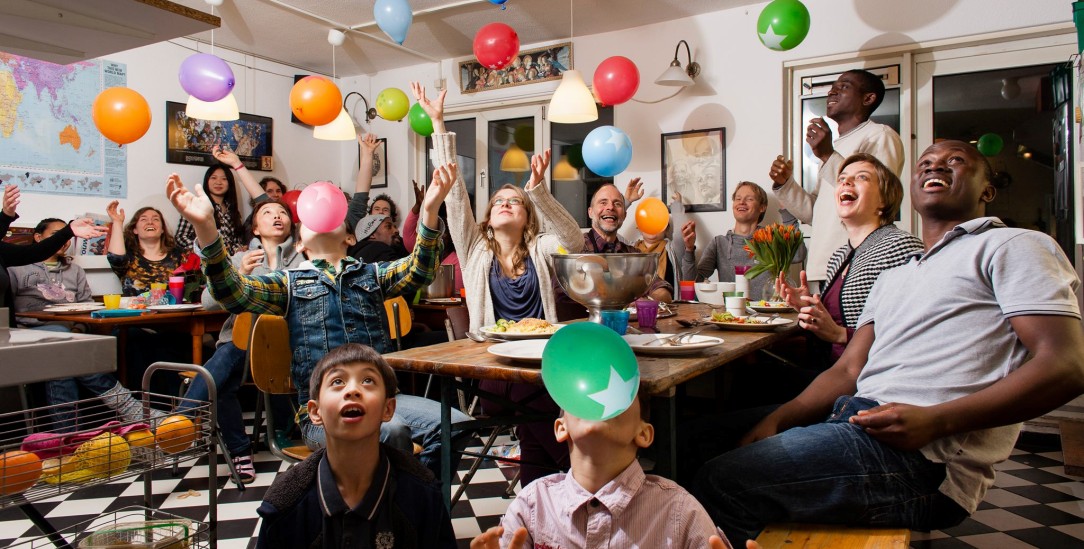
[105,203,188,296]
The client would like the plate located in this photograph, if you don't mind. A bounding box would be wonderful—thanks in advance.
[423,298,462,304]
[749,301,795,313]
[41,303,105,315]
[480,323,565,340]
[625,304,677,321]
[705,317,795,332]
[623,333,725,356]
[487,340,547,364]
[147,304,203,312]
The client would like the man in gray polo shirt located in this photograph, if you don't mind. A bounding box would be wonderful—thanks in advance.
[693,140,1084,544]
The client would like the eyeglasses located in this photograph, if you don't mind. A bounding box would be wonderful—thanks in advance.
[492,197,525,207]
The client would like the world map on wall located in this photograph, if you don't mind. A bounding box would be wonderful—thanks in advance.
[0,52,128,198]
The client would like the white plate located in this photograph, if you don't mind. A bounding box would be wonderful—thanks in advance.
[423,298,462,304]
[487,340,547,364]
[480,323,565,340]
[705,317,795,332]
[41,303,105,315]
[623,333,725,356]
[147,304,203,312]
[749,301,796,313]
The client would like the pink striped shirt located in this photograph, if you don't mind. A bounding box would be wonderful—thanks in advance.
[500,460,730,549]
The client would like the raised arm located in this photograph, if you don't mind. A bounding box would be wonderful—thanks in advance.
[106,200,126,256]
[769,155,814,224]
[524,149,584,254]
[378,163,454,298]
[347,132,381,228]
[0,185,19,235]
[213,146,265,201]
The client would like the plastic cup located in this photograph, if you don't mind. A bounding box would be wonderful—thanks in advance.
[168,276,185,304]
[679,280,696,301]
[635,299,660,330]
[103,294,122,309]
[149,283,167,305]
[600,309,630,335]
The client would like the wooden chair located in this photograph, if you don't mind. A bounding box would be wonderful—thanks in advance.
[249,314,311,463]
[384,296,412,352]
[755,524,910,549]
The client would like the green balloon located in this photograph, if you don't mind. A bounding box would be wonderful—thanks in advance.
[375,88,409,121]
[513,125,534,151]
[977,133,1004,157]
[566,144,585,169]
[757,0,811,51]
[542,322,639,421]
[408,102,433,136]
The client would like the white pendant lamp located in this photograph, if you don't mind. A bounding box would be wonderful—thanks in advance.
[185,93,240,121]
[314,107,357,141]
[548,0,597,124]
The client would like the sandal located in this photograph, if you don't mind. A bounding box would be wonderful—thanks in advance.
[231,453,256,484]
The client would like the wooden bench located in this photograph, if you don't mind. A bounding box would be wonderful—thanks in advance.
[755,524,910,549]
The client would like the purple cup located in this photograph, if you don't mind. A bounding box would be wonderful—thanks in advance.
[636,299,660,329]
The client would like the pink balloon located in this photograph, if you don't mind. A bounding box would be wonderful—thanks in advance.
[296,181,348,233]
[593,56,640,106]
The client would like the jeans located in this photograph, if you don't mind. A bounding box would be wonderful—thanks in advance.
[46,372,121,433]
[302,394,471,479]
[692,396,968,543]
[180,342,249,456]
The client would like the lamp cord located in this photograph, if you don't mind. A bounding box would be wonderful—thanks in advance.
[569,0,574,69]
[210,5,215,55]
[629,89,685,104]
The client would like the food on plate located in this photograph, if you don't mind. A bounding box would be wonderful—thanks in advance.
[0,450,42,495]
[490,318,558,334]
[751,300,787,307]
[710,311,766,324]
[156,415,198,454]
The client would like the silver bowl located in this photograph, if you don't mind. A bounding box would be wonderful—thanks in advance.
[552,253,659,323]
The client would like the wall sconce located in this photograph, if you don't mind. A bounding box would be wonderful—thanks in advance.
[655,40,700,87]
[314,91,378,141]
[500,144,530,172]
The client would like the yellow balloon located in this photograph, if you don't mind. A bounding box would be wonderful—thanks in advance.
[375,88,409,121]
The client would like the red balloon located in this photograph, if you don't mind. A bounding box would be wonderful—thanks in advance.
[473,23,520,70]
[593,56,640,106]
[282,189,302,223]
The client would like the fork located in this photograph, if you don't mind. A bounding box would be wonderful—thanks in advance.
[649,327,708,346]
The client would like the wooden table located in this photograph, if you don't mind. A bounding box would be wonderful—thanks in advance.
[411,301,467,332]
[383,303,798,501]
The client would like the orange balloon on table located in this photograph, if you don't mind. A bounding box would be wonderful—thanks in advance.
[289,76,342,126]
[92,87,151,145]
[635,197,670,235]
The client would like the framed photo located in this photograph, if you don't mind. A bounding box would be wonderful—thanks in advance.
[359,137,388,189]
[661,128,726,212]
[459,42,571,94]
[165,101,274,170]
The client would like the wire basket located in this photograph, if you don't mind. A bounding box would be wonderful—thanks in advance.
[0,391,212,509]
[11,506,209,548]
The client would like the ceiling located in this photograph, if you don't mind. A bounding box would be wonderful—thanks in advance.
[168,0,760,76]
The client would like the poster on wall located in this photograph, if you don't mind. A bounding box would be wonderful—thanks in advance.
[0,53,128,198]
[661,128,726,212]
[165,101,274,170]
[459,42,572,93]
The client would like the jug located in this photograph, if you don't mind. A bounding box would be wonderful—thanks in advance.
[426,264,455,299]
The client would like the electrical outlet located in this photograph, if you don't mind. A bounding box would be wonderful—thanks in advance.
[434,78,446,91]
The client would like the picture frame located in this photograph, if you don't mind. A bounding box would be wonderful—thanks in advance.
[165,101,274,170]
[661,128,726,212]
[459,42,572,94]
[359,137,388,189]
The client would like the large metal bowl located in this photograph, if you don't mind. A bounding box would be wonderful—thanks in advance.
[552,253,659,322]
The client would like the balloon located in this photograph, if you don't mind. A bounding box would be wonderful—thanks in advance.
[92,87,151,145]
[582,126,633,177]
[178,53,235,102]
[374,0,413,44]
[635,197,670,235]
[408,102,433,136]
[376,88,410,121]
[566,144,585,169]
[977,133,1004,157]
[542,323,639,421]
[296,182,348,233]
[282,189,302,223]
[290,76,342,126]
[593,56,640,106]
[756,0,811,51]
[473,23,520,70]
[489,0,509,9]
[513,125,534,151]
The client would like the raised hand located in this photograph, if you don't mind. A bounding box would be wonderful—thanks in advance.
[238,249,265,275]
[769,155,793,186]
[409,81,447,127]
[778,270,810,310]
[106,200,126,225]
[806,118,834,162]
[166,173,214,225]
[470,526,527,549]
[2,185,19,217]
[681,220,697,251]
[358,132,380,155]
[69,218,108,239]
[423,163,458,217]
[526,148,552,190]
[624,177,644,205]
[797,294,846,344]
[212,145,241,168]
[850,402,943,451]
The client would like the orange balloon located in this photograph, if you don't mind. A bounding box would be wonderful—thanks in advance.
[290,76,342,126]
[92,87,151,145]
[635,197,670,235]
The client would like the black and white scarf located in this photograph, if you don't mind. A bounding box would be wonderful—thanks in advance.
[824,224,924,327]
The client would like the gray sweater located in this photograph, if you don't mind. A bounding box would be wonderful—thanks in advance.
[8,259,93,327]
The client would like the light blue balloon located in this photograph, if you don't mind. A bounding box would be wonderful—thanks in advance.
[582,126,633,177]
[374,0,412,45]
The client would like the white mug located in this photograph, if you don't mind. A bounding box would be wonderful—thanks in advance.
[725,295,747,317]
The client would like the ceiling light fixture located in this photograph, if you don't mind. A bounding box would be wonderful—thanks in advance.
[552,155,579,181]
[547,0,598,124]
[185,0,239,121]
[655,40,700,87]
[315,91,377,140]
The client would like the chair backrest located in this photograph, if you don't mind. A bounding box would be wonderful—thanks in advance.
[249,314,294,394]
[231,312,255,351]
[384,296,412,338]
[444,305,470,341]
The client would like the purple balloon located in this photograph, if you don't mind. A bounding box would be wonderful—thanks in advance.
[178,53,235,102]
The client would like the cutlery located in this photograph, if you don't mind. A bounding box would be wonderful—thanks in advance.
[465,331,508,343]
[647,327,708,346]
[745,307,781,322]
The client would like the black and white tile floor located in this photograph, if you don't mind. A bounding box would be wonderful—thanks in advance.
[2,431,1082,548]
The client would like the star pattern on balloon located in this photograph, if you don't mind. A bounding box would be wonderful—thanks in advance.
[604,128,628,151]
[759,24,787,50]
[587,366,638,420]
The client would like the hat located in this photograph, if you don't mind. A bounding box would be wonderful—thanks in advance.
[355,214,388,241]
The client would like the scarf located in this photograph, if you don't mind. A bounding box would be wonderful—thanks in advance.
[635,239,669,284]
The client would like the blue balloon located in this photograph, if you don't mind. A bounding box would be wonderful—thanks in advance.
[582,126,633,177]
[374,0,412,44]
[489,0,509,9]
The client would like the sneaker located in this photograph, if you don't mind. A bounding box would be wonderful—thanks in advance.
[231,453,256,484]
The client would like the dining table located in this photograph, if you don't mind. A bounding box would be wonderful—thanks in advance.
[382,302,799,504]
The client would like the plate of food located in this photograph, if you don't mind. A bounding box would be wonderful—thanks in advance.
[41,303,106,315]
[704,311,795,331]
[147,304,203,312]
[487,340,547,364]
[625,302,677,320]
[480,318,564,340]
[622,333,725,356]
[748,300,796,313]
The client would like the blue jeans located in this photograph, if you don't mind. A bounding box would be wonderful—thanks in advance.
[693,396,968,543]
[46,373,120,434]
[180,342,249,456]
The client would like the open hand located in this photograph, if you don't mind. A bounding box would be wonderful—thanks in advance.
[470,526,527,549]
[166,173,215,225]
[526,149,552,190]
[69,218,108,239]
[850,402,944,451]
[769,155,793,186]
[797,294,845,344]
[624,177,644,205]
[681,220,697,251]
[410,81,446,124]
[212,145,241,168]
[424,163,457,212]
[239,249,265,275]
[358,132,380,155]
[106,200,126,225]
[2,185,19,217]
[778,270,810,310]
[806,118,834,162]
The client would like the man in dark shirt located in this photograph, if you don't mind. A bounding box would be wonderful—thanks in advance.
[352,214,409,262]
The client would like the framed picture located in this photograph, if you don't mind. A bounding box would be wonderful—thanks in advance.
[459,42,571,94]
[661,128,726,212]
[165,101,274,170]
[359,137,388,189]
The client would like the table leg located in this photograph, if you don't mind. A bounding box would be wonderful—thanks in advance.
[190,319,205,364]
[440,376,454,507]
[651,389,677,479]
[19,502,73,548]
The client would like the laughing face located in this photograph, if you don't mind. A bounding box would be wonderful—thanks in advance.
[835,161,885,226]
[307,361,395,442]
[911,140,995,222]
[825,72,873,121]
[588,185,626,237]
[135,210,163,240]
[732,184,767,225]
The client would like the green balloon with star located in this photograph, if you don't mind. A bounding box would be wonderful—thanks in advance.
[757,0,811,51]
[542,322,640,421]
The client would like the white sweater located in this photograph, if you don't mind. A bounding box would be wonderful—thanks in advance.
[433,133,585,330]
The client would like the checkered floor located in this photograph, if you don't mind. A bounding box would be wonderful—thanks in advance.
[1,431,1082,548]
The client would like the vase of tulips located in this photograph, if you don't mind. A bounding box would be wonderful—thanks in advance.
[743,223,804,301]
